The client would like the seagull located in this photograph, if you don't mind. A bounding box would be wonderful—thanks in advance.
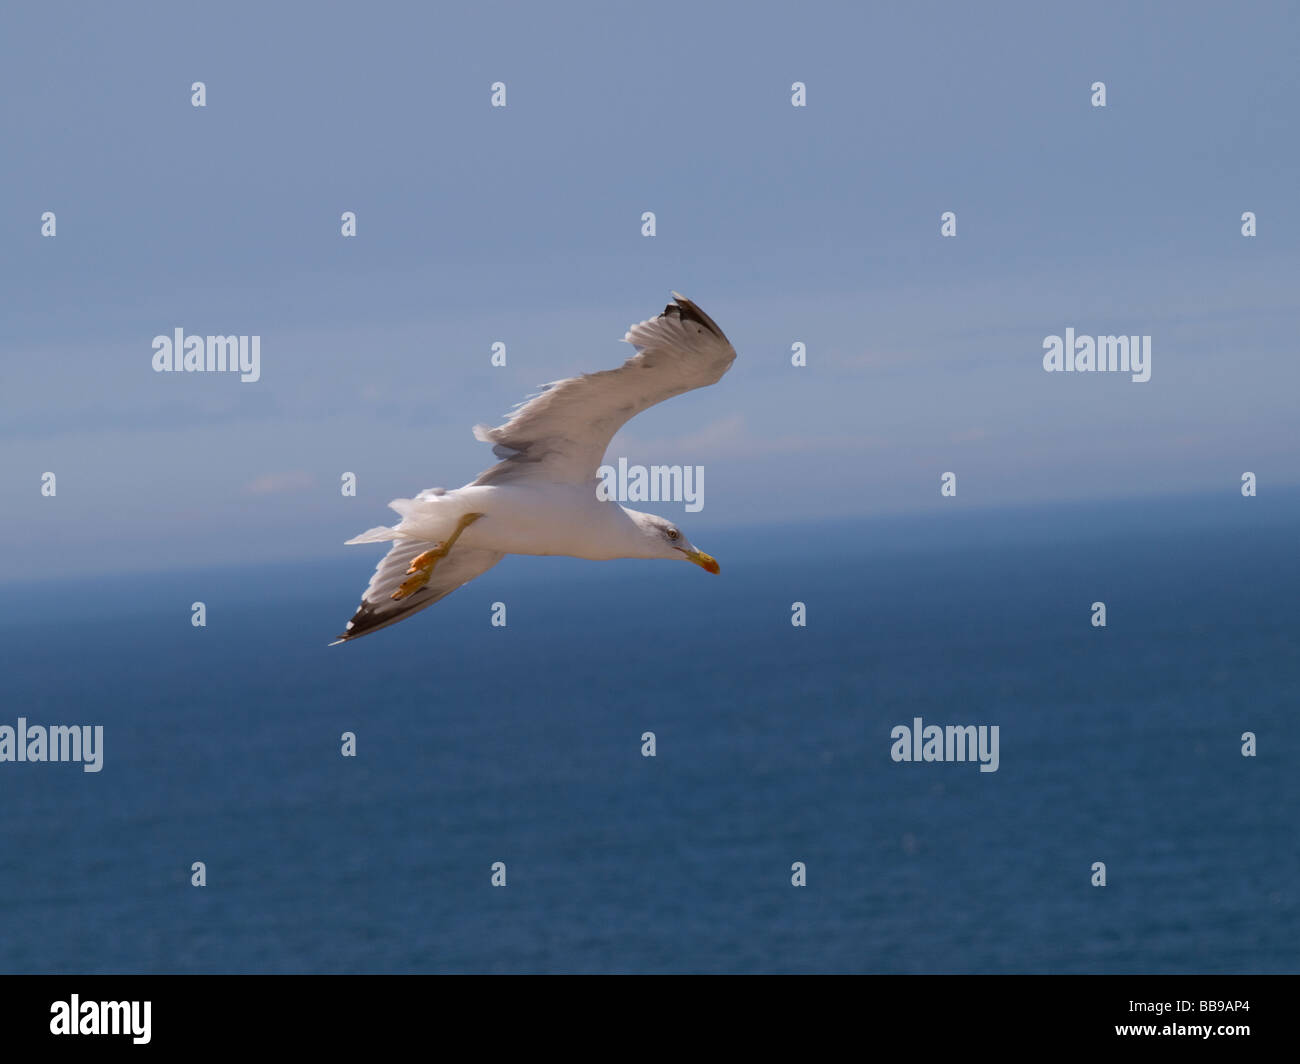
[332,293,736,644]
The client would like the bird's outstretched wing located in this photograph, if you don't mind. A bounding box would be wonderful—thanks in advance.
[473,293,736,486]
[331,539,504,644]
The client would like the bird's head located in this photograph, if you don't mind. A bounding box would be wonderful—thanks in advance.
[626,510,720,573]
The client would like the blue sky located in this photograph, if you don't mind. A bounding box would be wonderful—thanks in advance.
[2,1,1297,582]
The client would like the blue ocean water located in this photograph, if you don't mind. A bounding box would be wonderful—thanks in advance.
[1,492,1296,973]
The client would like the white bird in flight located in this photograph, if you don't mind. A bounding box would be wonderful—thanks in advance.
[333,293,736,644]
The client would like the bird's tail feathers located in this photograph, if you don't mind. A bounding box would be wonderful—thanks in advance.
[347,493,452,545]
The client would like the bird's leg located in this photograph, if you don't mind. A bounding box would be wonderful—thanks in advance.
[391,512,484,600]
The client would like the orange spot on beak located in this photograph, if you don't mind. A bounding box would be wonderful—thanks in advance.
[684,548,720,574]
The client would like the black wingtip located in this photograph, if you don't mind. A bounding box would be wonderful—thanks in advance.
[662,293,726,339]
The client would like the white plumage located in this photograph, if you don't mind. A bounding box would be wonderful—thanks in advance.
[333,293,736,644]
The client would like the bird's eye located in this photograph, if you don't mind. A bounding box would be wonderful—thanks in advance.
[667,528,679,540]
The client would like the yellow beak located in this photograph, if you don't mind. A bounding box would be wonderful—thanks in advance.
[683,548,720,574]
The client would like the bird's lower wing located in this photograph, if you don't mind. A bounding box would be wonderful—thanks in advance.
[331,539,504,644]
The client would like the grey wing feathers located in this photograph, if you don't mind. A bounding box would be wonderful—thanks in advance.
[472,293,736,486]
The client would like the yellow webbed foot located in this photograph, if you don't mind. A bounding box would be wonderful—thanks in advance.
[389,513,484,601]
